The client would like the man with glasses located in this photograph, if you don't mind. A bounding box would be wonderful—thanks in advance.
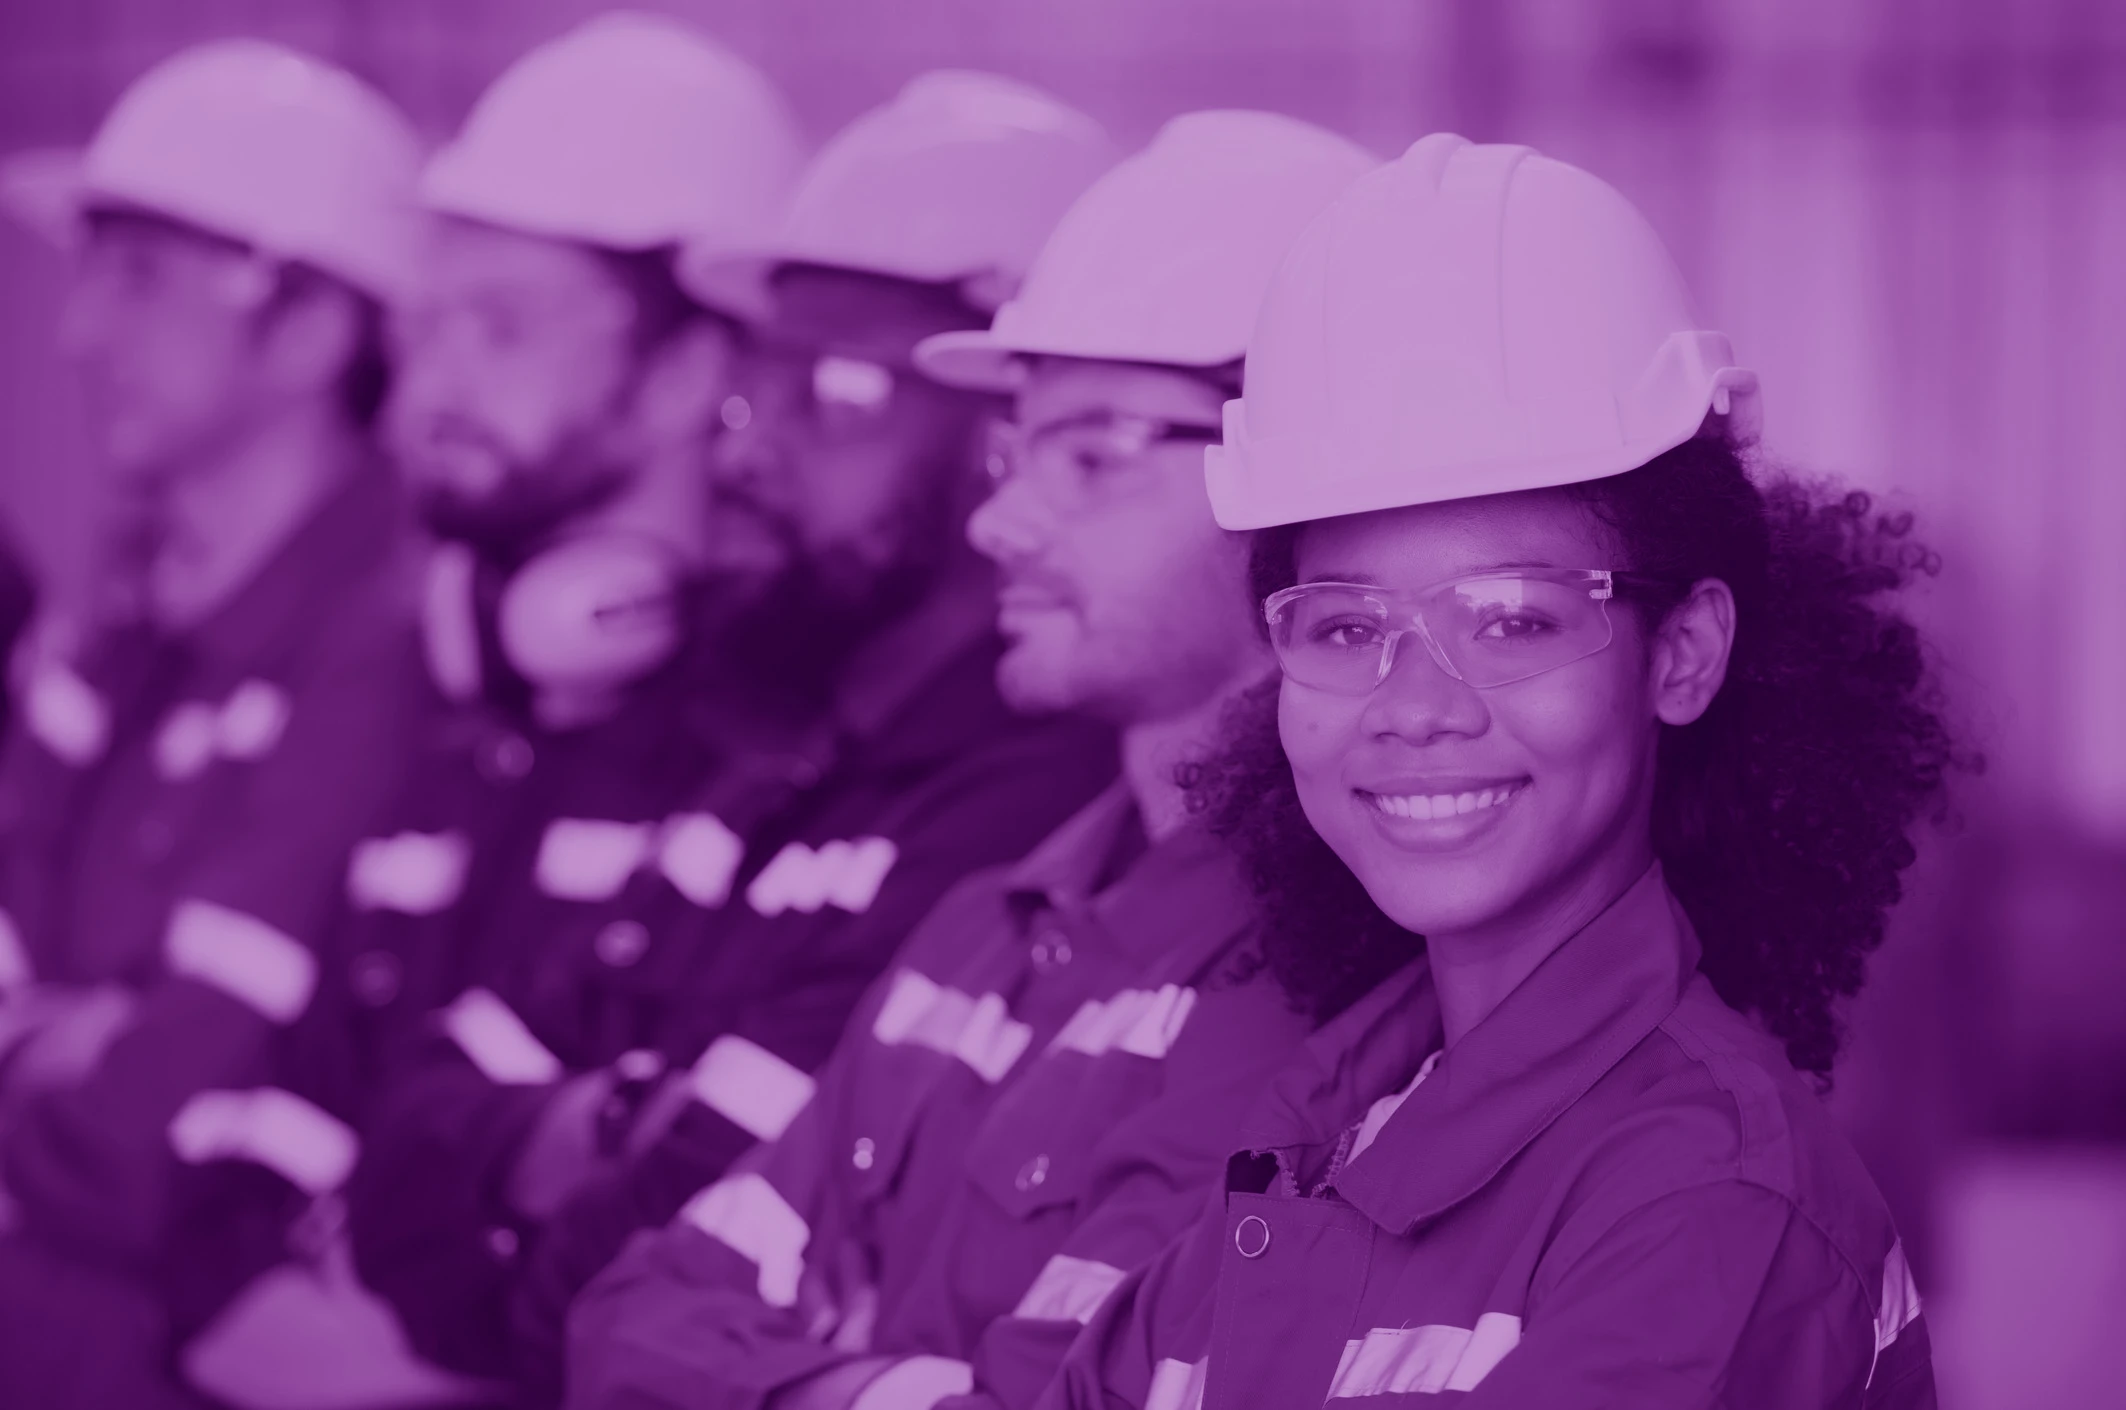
[342,71,1122,1402]
[0,40,431,1407]
[565,111,1378,1410]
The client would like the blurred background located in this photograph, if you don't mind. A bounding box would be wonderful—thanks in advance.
[2,2,2121,1403]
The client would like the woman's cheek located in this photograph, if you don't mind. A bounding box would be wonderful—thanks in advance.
[1277,678,1351,777]
[1278,681,1360,827]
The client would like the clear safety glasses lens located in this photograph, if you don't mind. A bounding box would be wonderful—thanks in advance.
[1265,572,1618,693]
[984,413,1221,502]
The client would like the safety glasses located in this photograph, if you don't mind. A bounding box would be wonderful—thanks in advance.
[1265,569,1648,693]
[983,410,1223,510]
[721,344,907,439]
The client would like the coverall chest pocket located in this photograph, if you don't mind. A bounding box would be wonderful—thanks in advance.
[843,1041,965,1205]
[1208,1193,1373,1410]
[961,1064,1102,1222]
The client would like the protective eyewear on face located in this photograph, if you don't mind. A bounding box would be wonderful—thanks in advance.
[1265,570,1647,693]
[984,410,1223,503]
[721,350,899,438]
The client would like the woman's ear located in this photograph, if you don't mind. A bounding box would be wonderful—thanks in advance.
[1650,577,1736,726]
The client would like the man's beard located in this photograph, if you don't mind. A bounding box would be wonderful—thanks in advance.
[708,485,948,704]
[408,419,633,566]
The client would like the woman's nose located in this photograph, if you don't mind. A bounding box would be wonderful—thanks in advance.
[1360,632,1489,743]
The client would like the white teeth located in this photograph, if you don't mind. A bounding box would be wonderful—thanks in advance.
[1370,784,1520,821]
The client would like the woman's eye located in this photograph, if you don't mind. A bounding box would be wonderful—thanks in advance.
[1309,617,1384,649]
[1474,613,1557,643]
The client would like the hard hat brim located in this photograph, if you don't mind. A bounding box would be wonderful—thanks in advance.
[910,328,1027,392]
[0,148,87,249]
[915,326,1247,394]
[1206,367,1761,532]
[674,244,778,325]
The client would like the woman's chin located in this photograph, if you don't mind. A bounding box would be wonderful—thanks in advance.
[1352,863,1519,942]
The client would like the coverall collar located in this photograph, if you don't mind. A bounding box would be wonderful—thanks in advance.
[1003,782,1254,958]
[1244,863,1704,1232]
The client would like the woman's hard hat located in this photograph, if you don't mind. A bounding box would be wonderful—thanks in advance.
[419,12,804,266]
[680,71,1115,321]
[1205,133,1762,531]
[0,39,423,303]
[916,110,1378,392]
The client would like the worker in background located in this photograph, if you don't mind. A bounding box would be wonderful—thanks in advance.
[560,111,1377,1410]
[343,70,1123,1403]
[0,40,431,1409]
[162,18,818,1410]
[1042,134,1952,1410]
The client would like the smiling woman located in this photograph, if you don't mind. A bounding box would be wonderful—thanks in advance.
[1193,432,1966,1076]
[1053,134,1961,1410]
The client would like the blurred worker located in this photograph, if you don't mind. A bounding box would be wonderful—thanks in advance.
[0,39,430,1408]
[563,111,1379,1410]
[341,70,1123,1401]
[1042,135,1952,1410]
[165,15,812,1407]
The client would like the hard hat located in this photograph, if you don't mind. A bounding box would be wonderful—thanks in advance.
[420,12,804,266]
[917,110,1377,392]
[1205,133,1762,531]
[0,39,423,303]
[681,70,1115,319]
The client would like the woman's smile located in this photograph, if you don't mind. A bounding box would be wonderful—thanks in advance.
[1354,777,1529,848]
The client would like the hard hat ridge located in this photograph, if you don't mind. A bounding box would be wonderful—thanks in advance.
[680,70,1115,323]
[1206,132,1761,531]
[915,108,1378,391]
[0,38,424,303]
[417,11,805,269]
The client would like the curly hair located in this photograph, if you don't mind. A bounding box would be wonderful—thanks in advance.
[1182,435,1974,1077]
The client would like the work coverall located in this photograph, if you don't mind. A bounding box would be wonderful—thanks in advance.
[568,783,1314,1410]
[0,468,429,1405]
[1043,865,1936,1410]
[345,593,1118,1391]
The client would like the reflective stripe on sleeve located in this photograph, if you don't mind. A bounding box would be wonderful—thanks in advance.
[164,899,317,1024]
[1326,1313,1521,1399]
[657,812,746,908]
[689,1034,817,1142]
[441,987,563,1086]
[1146,1357,1207,1410]
[1050,985,1199,1061]
[850,1356,973,1410]
[869,969,1031,1084]
[534,818,656,901]
[1012,1253,1127,1325]
[346,831,471,915]
[1868,1239,1924,1386]
[745,837,900,917]
[680,1172,809,1307]
[0,907,30,991]
[215,679,291,760]
[23,660,109,766]
[168,1087,358,1196]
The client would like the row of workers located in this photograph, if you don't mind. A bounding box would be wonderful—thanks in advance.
[0,11,1956,1410]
